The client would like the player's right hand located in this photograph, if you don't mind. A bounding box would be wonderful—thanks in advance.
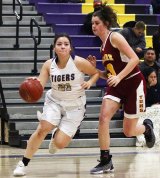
[26,77,40,81]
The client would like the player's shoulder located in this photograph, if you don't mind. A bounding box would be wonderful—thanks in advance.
[74,55,85,62]
[42,59,52,68]
[111,31,126,41]
[111,31,122,37]
[74,55,88,70]
[45,59,52,64]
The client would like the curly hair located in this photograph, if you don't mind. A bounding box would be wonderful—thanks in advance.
[92,5,118,29]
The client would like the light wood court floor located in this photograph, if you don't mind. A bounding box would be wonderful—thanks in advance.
[1,145,160,178]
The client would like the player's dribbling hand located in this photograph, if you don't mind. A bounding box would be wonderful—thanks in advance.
[26,77,40,81]
[107,75,120,87]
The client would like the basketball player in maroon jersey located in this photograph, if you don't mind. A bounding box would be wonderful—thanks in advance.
[89,6,156,174]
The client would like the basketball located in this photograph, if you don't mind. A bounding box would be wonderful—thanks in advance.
[19,78,43,103]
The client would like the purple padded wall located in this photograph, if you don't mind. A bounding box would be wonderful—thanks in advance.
[36,3,81,13]
[53,24,84,35]
[70,36,101,47]
[44,13,86,24]
[156,15,160,24]
[28,0,51,4]
[135,0,151,4]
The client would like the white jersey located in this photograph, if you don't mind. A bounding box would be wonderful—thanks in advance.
[49,56,85,100]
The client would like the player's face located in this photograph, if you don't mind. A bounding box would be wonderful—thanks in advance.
[92,16,106,37]
[54,37,71,56]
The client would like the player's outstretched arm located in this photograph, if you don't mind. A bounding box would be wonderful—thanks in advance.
[38,59,51,88]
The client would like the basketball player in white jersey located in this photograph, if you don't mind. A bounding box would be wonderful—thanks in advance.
[13,33,99,176]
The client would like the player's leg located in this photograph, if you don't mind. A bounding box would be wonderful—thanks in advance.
[13,90,61,176]
[49,129,72,154]
[13,120,54,176]
[48,127,58,154]
[24,120,54,158]
[49,97,86,154]
[123,80,155,148]
[90,98,120,174]
[123,116,155,148]
[123,117,145,136]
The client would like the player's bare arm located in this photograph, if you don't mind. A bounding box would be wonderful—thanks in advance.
[38,59,51,88]
[111,32,139,81]
[74,56,99,89]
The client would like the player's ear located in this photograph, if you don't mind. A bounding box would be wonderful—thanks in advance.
[70,46,74,53]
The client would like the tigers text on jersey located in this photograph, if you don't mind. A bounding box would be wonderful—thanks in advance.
[50,56,85,100]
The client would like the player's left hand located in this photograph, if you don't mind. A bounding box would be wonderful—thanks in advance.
[107,75,121,87]
[81,81,92,89]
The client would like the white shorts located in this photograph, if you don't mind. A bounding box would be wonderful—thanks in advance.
[39,90,86,137]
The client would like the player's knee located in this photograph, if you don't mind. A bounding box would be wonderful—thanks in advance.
[54,140,65,149]
[36,126,51,138]
[99,114,110,125]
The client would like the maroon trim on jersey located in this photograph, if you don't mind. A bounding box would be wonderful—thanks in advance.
[101,31,140,80]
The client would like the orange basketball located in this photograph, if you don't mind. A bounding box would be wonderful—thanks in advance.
[19,78,43,103]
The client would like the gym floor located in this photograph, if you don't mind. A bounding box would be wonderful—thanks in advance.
[1,145,160,178]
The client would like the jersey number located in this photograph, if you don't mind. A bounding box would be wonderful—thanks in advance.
[106,63,116,77]
[58,83,71,91]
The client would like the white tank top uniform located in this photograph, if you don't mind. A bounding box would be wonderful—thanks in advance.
[38,56,86,137]
[50,55,85,100]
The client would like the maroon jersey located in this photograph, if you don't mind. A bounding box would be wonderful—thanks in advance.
[101,31,140,79]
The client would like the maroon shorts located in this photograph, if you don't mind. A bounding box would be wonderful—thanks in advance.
[104,72,146,118]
